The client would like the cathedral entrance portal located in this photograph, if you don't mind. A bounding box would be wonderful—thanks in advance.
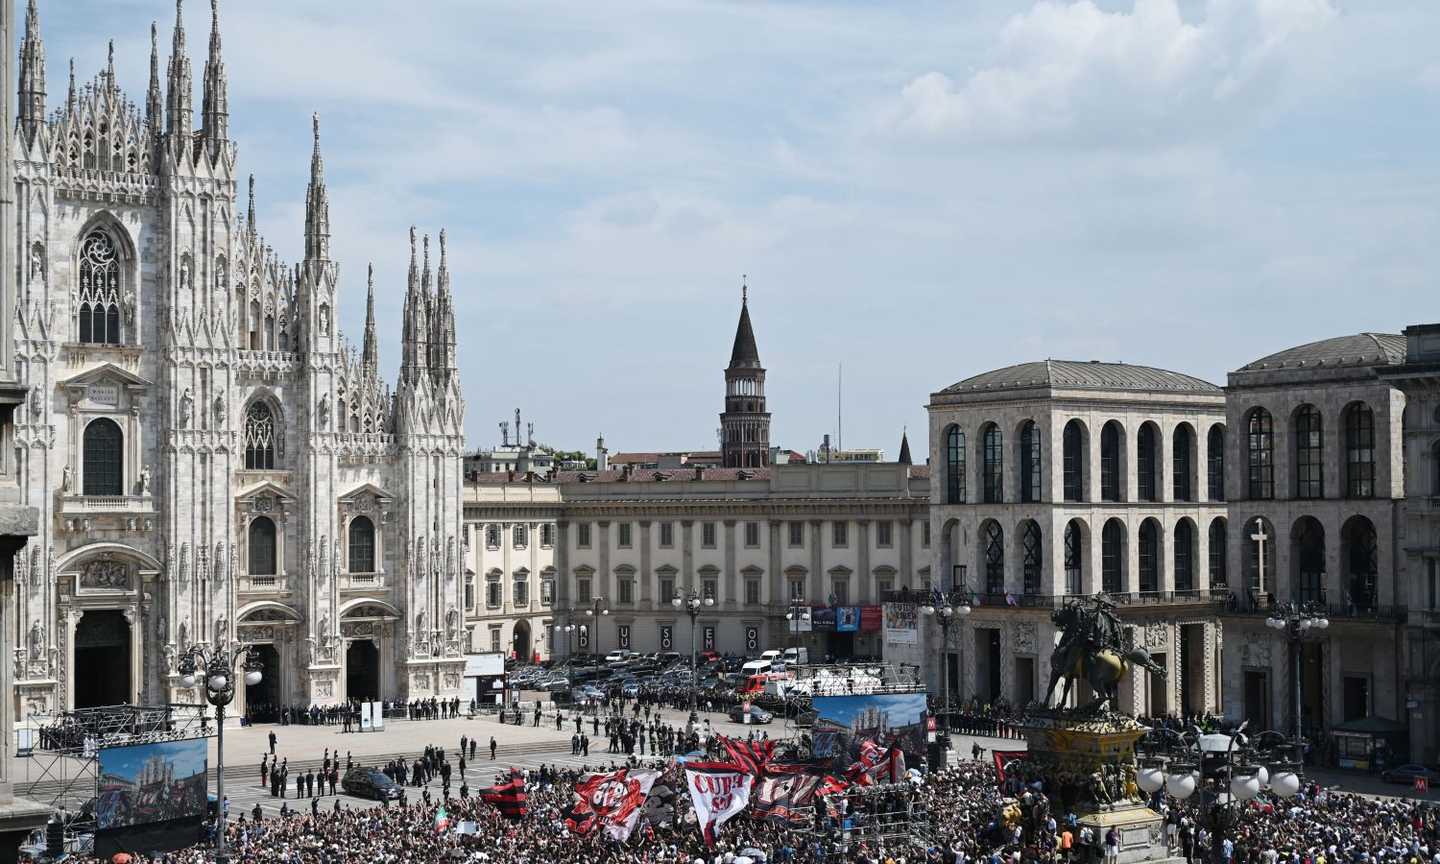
[246,644,281,722]
[74,610,131,708]
[346,640,380,702]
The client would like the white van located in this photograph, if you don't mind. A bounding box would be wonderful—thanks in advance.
[741,649,783,674]
[781,647,809,665]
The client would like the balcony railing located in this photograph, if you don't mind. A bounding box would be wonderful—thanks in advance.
[238,575,289,593]
[60,494,154,514]
[1223,591,1407,623]
[880,588,1230,608]
[340,572,386,590]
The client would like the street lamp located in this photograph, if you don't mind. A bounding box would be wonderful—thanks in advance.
[921,587,972,751]
[1264,601,1329,747]
[583,597,610,658]
[177,643,263,864]
[1138,723,1304,864]
[784,602,809,656]
[672,589,714,721]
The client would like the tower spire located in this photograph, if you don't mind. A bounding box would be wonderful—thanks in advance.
[400,227,431,386]
[431,229,456,382]
[166,0,194,152]
[66,59,76,116]
[303,114,330,261]
[200,0,229,154]
[362,264,378,375]
[17,0,47,140]
[246,174,256,235]
[146,22,163,131]
[721,280,770,468]
[106,40,116,92]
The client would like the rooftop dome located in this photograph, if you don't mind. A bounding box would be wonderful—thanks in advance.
[1238,333,1405,372]
[942,360,1220,395]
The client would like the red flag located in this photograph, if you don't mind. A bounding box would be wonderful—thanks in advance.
[992,751,1027,783]
[718,736,776,777]
[845,739,901,786]
[480,769,528,820]
[752,769,824,825]
[563,768,660,841]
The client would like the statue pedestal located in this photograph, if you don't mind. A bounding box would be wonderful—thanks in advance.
[1079,804,1182,864]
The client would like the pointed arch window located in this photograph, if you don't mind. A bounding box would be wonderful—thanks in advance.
[248,517,277,576]
[1019,421,1041,503]
[82,418,123,495]
[244,403,276,470]
[77,230,122,345]
[348,515,376,573]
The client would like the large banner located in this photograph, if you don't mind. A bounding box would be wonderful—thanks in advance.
[96,739,207,831]
[811,693,928,766]
[563,768,660,841]
[684,762,753,846]
[836,607,860,632]
[752,769,824,825]
[882,603,918,644]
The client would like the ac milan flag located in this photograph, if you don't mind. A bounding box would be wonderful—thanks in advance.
[752,769,824,825]
[845,739,904,786]
[717,735,776,777]
[684,761,754,847]
[480,769,528,820]
[563,768,661,841]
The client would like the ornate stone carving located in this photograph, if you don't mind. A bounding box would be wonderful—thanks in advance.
[80,559,130,590]
[342,621,374,639]
[1013,621,1038,655]
[1239,633,1273,669]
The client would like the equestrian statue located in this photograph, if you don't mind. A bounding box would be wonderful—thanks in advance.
[1043,595,1165,711]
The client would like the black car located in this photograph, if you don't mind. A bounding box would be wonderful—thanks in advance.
[342,767,403,801]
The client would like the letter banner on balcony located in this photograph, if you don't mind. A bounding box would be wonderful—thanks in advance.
[659,625,673,651]
[617,625,630,649]
[703,626,715,651]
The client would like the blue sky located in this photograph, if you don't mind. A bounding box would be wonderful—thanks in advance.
[100,739,207,783]
[36,0,1440,456]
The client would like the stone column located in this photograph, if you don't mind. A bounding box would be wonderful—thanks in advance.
[639,521,653,605]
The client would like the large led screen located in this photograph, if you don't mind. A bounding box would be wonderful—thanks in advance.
[96,739,208,831]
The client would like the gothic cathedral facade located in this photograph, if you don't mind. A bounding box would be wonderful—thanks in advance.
[7,0,467,721]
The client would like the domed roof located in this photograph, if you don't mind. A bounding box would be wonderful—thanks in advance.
[1238,332,1405,372]
[942,360,1220,395]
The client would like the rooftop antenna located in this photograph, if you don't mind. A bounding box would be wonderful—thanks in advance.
[837,362,843,454]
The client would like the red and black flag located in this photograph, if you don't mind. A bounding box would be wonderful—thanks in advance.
[480,769,528,820]
[563,768,660,841]
[717,735,777,777]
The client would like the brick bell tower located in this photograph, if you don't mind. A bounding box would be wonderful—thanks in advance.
[720,280,770,468]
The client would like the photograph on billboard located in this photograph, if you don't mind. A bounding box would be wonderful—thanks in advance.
[96,739,208,831]
[810,693,928,765]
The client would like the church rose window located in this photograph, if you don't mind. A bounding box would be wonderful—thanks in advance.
[78,230,122,345]
[245,403,276,469]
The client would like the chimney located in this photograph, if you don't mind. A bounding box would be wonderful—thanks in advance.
[596,435,609,472]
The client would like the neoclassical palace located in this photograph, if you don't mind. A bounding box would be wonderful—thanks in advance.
[8,0,466,720]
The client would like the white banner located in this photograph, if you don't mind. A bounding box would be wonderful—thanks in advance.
[684,763,753,846]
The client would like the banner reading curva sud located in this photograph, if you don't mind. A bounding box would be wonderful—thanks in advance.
[684,761,754,846]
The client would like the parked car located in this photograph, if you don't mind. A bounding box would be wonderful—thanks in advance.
[728,704,774,724]
[1382,763,1439,785]
[342,767,403,801]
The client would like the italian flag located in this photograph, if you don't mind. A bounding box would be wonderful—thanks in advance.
[434,806,449,832]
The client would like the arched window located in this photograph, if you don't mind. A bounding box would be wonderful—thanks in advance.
[1345,403,1376,499]
[981,521,1004,595]
[1174,519,1194,592]
[1208,518,1227,587]
[1173,425,1193,502]
[1101,519,1124,593]
[348,515,376,573]
[1137,424,1158,502]
[1138,519,1159,593]
[1064,520,1083,595]
[945,426,966,504]
[244,403,277,470]
[82,418,123,495]
[1244,516,1274,597]
[1246,408,1274,500]
[77,230,122,345]
[1101,422,1122,502]
[1294,405,1323,500]
[1207,425,1226,502]
[1292,516,1325,604]
[1020,520,1042,594]
[981,424,1003,504]
[1019,421,1041,503]
[248,517,277,575]
[1342,516,1378,610]
[1063,420,1085,502]
[248,300,261,349]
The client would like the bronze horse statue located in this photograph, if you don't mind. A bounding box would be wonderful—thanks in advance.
[1044,601,1166,711]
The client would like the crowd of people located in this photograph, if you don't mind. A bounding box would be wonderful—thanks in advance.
[247,697,471,727]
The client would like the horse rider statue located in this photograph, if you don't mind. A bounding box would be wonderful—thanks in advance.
[1044,594,1165,712]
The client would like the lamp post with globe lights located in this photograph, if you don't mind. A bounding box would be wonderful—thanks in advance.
[177,643,263,864]
[784,601,810,656]
[583,597,610,659]
[921,588,972,749]
[1136,723,1304,864]
[673,589,714,720]
[1265,601,1329,749]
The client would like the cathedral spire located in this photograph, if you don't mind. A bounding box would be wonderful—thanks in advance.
[362,264,378,375]
[897,428,912,465]
[106,40,116,92]
[66,58,76,116]
[303,114,330,261]
[720,278,770,469]
[400,227,431,386]
[18,0,47,140]
[200,0,229,154]
[146,22,163,132]
[166,0,194,151]
[246,174,256,235]
[430,229,457,382]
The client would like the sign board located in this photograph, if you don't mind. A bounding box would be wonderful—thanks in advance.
[464,653,505,678]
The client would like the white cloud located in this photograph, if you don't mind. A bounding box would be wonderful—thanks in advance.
[886,0,1336,142]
